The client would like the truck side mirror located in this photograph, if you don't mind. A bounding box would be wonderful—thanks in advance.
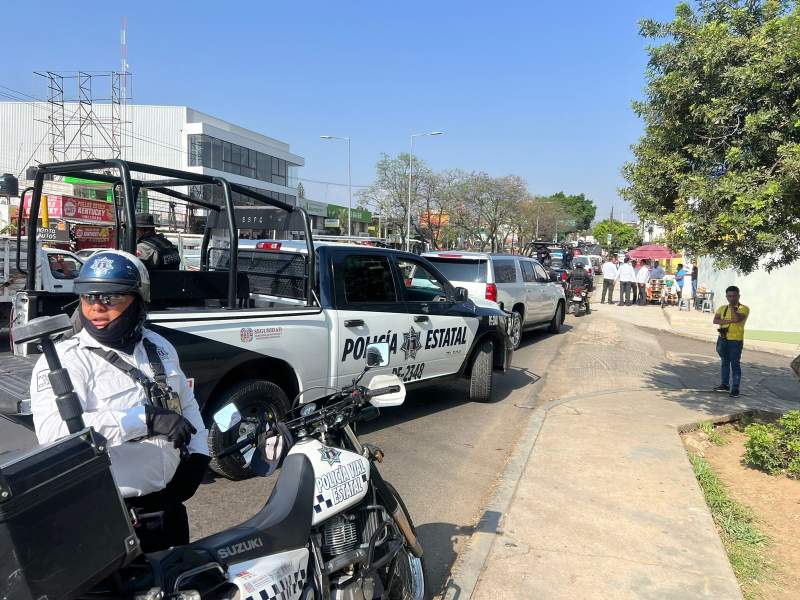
[454,287,469,302]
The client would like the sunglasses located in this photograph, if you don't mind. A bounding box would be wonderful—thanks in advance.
[80,293,131,307]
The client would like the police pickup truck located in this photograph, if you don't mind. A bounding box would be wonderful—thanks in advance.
[1,159,511,479]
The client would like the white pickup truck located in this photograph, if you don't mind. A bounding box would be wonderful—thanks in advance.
[2,159,513,480]
[1,236,84,329]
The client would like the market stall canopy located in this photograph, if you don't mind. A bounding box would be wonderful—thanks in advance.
[628,244,678,259]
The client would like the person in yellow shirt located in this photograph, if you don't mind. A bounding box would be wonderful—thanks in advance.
[712,285,749,397]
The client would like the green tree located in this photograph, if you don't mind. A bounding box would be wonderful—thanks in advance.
[593,219,642,250]
[622,0,800,273]
[542,191,597,232]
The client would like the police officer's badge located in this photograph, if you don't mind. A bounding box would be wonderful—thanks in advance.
[318,446,341,466]
[401,327,422,360]
[91,256,115,277]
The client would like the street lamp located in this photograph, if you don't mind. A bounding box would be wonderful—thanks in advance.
[407,131,444,251]
[321,135,352,237]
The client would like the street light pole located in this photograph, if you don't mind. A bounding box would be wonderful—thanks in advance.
[407,131,443,251]
[321,135,352,237]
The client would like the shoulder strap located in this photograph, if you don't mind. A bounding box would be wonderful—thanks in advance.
[143,338,168,387]
[87,347,155,405]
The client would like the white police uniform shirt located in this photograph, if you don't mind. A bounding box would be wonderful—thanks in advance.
[617,263,636,283]
[636,266,650,284]
[30,328,209,498]
[601,261,618,280]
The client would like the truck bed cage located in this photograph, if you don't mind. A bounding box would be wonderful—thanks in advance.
[25,159,315,308]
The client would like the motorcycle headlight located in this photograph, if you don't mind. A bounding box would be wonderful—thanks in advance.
[300,402,318,417]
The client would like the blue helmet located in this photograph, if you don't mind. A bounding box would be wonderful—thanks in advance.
[74,250,151,302]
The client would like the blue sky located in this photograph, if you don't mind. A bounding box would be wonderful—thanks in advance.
[0,0,679,219]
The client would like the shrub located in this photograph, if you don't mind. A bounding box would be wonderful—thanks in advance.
[744,411,800,478]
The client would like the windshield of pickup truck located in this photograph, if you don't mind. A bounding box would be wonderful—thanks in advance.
[47,254,82,279]
[426,258,487,283]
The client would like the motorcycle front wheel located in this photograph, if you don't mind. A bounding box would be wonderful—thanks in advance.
[382,482,426,600]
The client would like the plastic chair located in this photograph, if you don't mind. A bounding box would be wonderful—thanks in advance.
[702,291,715,313]
[678,297,691,311]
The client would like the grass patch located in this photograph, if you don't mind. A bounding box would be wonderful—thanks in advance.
[698,421,726,446]
[689,453,770,598]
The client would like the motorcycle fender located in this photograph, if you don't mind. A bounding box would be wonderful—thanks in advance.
[228,547,309,600]
[288,438,370,527]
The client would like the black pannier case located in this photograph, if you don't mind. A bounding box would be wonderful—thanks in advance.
[0,428,139,600]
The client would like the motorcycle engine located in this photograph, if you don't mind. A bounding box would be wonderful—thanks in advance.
[322,515,359,558]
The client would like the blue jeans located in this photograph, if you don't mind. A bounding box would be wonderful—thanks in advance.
[716,337,743,388]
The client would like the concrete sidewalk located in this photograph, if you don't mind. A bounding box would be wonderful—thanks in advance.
[445,313,797,599]
[593,285,800,359]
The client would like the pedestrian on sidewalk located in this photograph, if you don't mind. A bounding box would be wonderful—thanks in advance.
[691,263,698,304]
[674,263,687,300]
[636,260,650,305]
[617,257,636,306]
[713,285,749,397]
[651,261,665,279]
[600,255,617,304]
[630,260,639,304]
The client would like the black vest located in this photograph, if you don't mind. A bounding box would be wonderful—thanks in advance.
[138,234,181,270]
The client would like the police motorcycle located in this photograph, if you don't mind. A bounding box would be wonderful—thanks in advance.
[0,313,423,600]
[567,283,590,316]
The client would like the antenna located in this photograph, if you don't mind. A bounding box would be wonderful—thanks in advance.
[120,16,129,75]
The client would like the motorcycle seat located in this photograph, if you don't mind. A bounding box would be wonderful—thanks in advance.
[169,454,315,566]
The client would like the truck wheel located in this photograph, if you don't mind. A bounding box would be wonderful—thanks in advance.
[208,379,290,481]
[469,340,494,403]
[548,302,564,334]
[509,309,523,350]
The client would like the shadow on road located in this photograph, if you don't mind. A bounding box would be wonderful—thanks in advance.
[415,520,476,599]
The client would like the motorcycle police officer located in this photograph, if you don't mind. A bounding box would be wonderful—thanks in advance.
[136,213,181,270]
[568,261,593,312]
[30,250,209,551]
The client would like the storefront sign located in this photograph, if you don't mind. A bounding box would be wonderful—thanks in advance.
[74,225,111,241]
[62,197,114,223]
[324,218,340,228]
[37,221,70,243]
[299,199,327,217]
[326,204,372,224]
[24,195,114,223]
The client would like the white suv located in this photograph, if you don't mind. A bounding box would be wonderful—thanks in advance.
[423,251,566,349]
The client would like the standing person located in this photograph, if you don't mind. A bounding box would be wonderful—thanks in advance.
[630,260,639,305]
[691,263,699,304]
[636,260,650,305]
[712,286,749,397]
[600,255,618,304]
[674,263,687,300]
[30,250,210,552]
[562,243,574,269]
[617,257,636,306]
[136,213,181,271]
[651,261,665,279]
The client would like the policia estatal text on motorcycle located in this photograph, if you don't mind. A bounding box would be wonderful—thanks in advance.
[29,250,210,552]
[136,212,181,270]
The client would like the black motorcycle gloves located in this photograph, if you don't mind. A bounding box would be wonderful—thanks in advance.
[145,405,196,448]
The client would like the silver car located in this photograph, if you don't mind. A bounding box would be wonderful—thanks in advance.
[423,251,566,349]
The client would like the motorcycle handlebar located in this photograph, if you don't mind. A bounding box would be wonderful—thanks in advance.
[365,385,401,399]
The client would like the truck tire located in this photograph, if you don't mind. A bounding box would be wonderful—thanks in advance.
[469,340,494,403]
[548,302,564,334]
[208,379,290,481]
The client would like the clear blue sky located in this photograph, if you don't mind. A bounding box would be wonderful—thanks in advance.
[1,0,679,220]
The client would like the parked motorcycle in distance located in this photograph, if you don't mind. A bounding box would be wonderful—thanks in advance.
[81,341,425,600]
[567,285,591,316]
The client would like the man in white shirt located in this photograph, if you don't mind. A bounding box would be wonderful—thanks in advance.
[616,257,636,306]
[636,260,651,305]
[600,256,618,304]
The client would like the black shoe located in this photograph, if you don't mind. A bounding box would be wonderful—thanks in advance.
[730,387,740,397]
[714,384,729,392]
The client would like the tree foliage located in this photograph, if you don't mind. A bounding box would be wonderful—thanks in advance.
[592,219,643,250]
[541,191,597,232]
[622,0,800,273]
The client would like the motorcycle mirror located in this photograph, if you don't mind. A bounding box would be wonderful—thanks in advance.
[367,374,406,408]
[365,342,390,368]
[213,403,242,433]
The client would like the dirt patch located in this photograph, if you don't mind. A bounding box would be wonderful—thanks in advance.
[704,429,800,599]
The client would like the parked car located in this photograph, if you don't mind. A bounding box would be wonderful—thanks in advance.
[423,251,565,349]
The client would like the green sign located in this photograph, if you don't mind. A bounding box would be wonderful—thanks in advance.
[326,204,372,223]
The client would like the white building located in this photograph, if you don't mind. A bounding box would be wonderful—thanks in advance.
[0,102,304,231]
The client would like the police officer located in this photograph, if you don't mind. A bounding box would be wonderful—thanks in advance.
[30,250,209,552]
[568,261,593,313]
[562,242,574,269]
[136,213,181,270]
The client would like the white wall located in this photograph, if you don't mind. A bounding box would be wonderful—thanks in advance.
[699,256,800,334]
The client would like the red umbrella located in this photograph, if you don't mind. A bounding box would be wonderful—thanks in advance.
[627,244,677,259]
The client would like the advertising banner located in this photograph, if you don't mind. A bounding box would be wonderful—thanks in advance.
[24,195,114,223]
